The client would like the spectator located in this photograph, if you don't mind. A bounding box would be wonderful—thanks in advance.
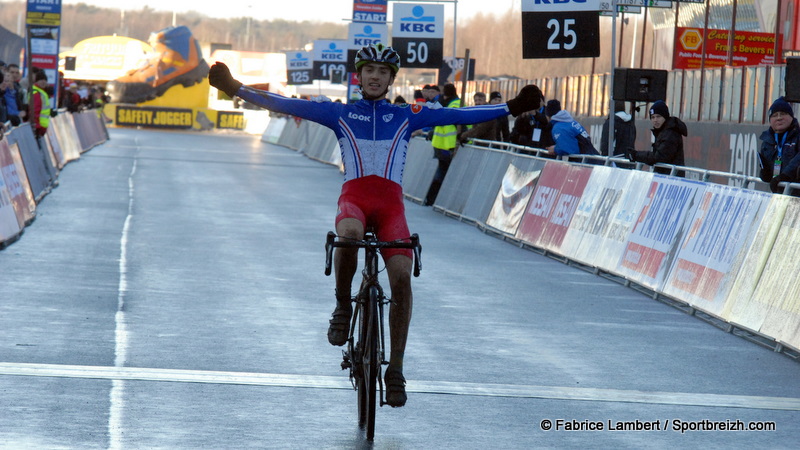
[489,91,510,142]
[600,101,636,157]
[31,70,52,139]
[0,69,8,135]
[758,96,800,194]
[410,85,441,138]
[422,84,440,104]
[510,98,551,152]
[458,91,517,145]
[425,83,461,206]
[3,66,22,126]
[627,100,686,177]
[413,89,425,104]
[393,95,407,105]
[63,82,82,112]
[545,99,593,157]
[7,64,27,123]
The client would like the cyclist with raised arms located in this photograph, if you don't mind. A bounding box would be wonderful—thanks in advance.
[209,43,542,407]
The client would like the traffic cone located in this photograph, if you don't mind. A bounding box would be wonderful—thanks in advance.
[106,25,209,104]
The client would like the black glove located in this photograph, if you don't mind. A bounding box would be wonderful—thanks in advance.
[770,173,791,193]
[208,62,242,98]
[506,85,543,117]
[625,147,637,162]
[50,110,58,117]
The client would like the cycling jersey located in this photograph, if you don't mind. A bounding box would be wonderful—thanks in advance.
[236,86,511,186]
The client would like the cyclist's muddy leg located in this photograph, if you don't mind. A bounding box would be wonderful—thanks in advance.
[386,254,413,369]
[334,218,364,296]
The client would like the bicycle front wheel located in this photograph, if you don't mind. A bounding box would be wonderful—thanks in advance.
[356,285,379,440]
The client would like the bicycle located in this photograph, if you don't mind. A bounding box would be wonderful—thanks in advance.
[324,230,421,441]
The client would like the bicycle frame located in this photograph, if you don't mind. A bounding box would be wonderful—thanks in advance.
[324,230,421,440]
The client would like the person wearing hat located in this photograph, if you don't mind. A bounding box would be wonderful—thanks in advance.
[544,99,596,157]
[758,96,800,193]
[510,96,551,152]
[627,100,687,177]
[489,91,510,142]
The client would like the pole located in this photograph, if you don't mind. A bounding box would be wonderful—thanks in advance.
[697,0,710,121]
[608,1,618,157]
[719,0,739,121]
[460,48,470,105]
[639,6,647,68]
[453,0,458,58]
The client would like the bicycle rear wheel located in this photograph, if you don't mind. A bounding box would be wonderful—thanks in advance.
[356,285,379,440]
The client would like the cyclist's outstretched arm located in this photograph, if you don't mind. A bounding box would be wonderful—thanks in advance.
[208,61,342,128]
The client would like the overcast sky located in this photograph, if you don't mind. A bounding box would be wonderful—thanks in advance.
[56,0,518,23]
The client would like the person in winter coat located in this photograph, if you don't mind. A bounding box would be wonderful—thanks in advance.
[758,96,800,194]
[600,101,636,157]
[627,100,686,177]
[544,99,591,157]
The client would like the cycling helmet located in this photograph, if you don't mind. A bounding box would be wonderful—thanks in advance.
[354,43,401,75]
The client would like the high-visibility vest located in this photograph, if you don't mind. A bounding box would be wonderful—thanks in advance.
[432,98,461,150]
[33,85,51,130]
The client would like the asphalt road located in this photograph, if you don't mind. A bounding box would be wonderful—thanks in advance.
[1,128,799,449]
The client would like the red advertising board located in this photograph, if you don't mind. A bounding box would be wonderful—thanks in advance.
[516,162,593,252]
[673,27,783,69]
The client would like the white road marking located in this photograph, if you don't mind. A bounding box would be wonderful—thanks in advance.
[1,362,798,411]
[109,157,136,450]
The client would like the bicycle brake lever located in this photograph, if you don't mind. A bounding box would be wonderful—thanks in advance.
[324,231,336,276]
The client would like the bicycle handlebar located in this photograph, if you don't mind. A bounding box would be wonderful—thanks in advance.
[324,232,422,277]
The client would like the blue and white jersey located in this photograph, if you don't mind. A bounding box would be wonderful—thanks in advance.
[236,86,510,185]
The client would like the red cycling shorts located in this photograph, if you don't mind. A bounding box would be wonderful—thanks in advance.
[336,175,412,260]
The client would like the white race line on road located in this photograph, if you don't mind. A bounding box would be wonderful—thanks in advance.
[109,153,137,450]
[1,362,799,412]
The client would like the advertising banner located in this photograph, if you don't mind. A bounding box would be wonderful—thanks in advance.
[438,57,476,85]
[516,162,593,253]
[750,199,800,350]
[616,175,706,290]
[487,161,543,235]
[27,0,62,103]
[0,167,21,243]
[60,36,152,81]
[663,185,771,315]
[723,196,792,329]
[560,167,651,268]
[0,140,36,227]
[673,27,783,69]
[45,125,66,168]
[216,111,245,130]
[115,106,193,129]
